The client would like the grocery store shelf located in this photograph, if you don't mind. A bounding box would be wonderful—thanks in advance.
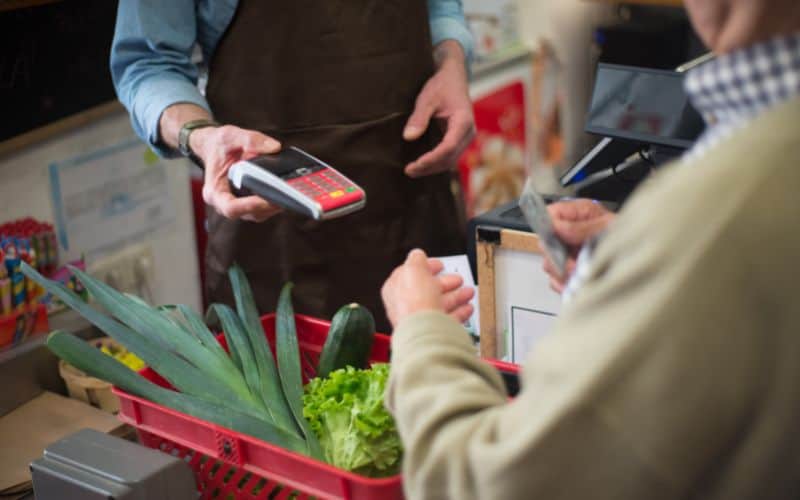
[0,308,93,365]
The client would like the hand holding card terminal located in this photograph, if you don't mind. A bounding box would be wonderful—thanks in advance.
[228,147,366,220]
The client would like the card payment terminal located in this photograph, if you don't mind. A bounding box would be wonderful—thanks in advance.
[228,147,366,220]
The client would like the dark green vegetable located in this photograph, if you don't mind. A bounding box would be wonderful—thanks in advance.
[207,304,263,405]
[21,263,261,415]
[156,304,204,345]
[317,303,376,378]
[276,283,325,460]
[229,265,296,432]
[68,266,252,406]
[26,261,384,466]
[206,303,296,434]
[175,304,232,363]
[47,330,308,454]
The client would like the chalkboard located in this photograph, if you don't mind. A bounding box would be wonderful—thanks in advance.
[0,0,120,146]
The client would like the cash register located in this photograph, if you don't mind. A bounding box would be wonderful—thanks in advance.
[559,61,706,203]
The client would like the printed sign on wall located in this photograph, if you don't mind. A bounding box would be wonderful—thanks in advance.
[49,139,176,261]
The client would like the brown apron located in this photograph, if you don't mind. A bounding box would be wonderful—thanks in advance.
[205,0,465,332]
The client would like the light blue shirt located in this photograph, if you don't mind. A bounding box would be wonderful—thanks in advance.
[111,0,473,157]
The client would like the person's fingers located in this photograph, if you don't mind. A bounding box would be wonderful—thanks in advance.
[201,153,227,206]
[542,256,564,281]
[549,276,565,294]
[565,258,577,276]
[553,217,591,246]
[547,201,581,222]
[380,268,398,303]
[198,128,285,221]
[405,114,474,177]
[554,217,613,246]
[405,248,429,268]
[438,274,464,293]
[201,182,215,206]
[544,253,578,284]
[426,258,444,275]
[241,204,282,223]
[215,193,276,220]
[576,199,609,219]
[406,115,466,173]
[441,286,474,313]
[380,272,400,328]
[208,187,275,222]
[547,198,608,222]
[449,303,474,325]
[242,131,281,157]
[403,87,436,141]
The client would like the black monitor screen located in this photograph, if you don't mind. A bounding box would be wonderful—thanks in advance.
[585,64,705,149]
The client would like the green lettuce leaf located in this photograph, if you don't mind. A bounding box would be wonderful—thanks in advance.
[302,363,402,477]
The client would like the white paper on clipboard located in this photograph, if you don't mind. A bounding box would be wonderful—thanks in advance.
[435,254,480,344]
[510,305,556,363]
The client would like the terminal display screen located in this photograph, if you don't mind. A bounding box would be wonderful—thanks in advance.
[585,63,705,149]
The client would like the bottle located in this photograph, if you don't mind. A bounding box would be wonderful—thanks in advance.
[0,248,11,317]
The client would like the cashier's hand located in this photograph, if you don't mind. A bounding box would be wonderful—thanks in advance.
[403,41,475,178]
[192,125,284,223]
[382,249,475,328]
[544,199,616,293]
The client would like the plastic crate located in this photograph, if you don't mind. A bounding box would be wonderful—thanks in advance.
[114,313,519,499]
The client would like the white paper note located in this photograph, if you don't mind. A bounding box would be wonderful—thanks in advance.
[435,254,480,343]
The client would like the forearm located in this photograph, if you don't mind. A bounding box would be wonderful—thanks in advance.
[385,308,679,500]
[433,40,469,86]
[111,0,209,156]
[386,313,507,425]
[434,39,466,67]
[158,103,214,152]
[386,312,509,499]
[428,0,474,62]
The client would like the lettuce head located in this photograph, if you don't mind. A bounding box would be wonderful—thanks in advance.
[302,363,401,477]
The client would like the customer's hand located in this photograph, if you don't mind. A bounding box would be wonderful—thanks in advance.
[192,125,284,222]
[403,41,475,178]
[544,199,615,293]
[382,249,475,328]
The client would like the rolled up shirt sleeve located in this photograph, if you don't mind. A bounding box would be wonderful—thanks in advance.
[110,0,211,157]
[428,0,474,62]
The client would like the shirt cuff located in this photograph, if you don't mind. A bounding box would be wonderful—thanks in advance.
[430,16,474,64]
[131,76,212,158]
[391,310,476,361]
[561,236,601,305]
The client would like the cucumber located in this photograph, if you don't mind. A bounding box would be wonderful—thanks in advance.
[316,303,375,378]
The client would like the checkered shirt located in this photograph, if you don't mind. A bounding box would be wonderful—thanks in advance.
[683,32,800,160]
[562,32,800,304]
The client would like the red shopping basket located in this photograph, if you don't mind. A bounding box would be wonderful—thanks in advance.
[114,313,519,500]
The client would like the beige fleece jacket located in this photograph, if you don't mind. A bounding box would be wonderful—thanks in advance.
[386,97,800,499]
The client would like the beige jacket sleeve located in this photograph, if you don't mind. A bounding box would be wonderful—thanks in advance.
[385,99,800,500]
